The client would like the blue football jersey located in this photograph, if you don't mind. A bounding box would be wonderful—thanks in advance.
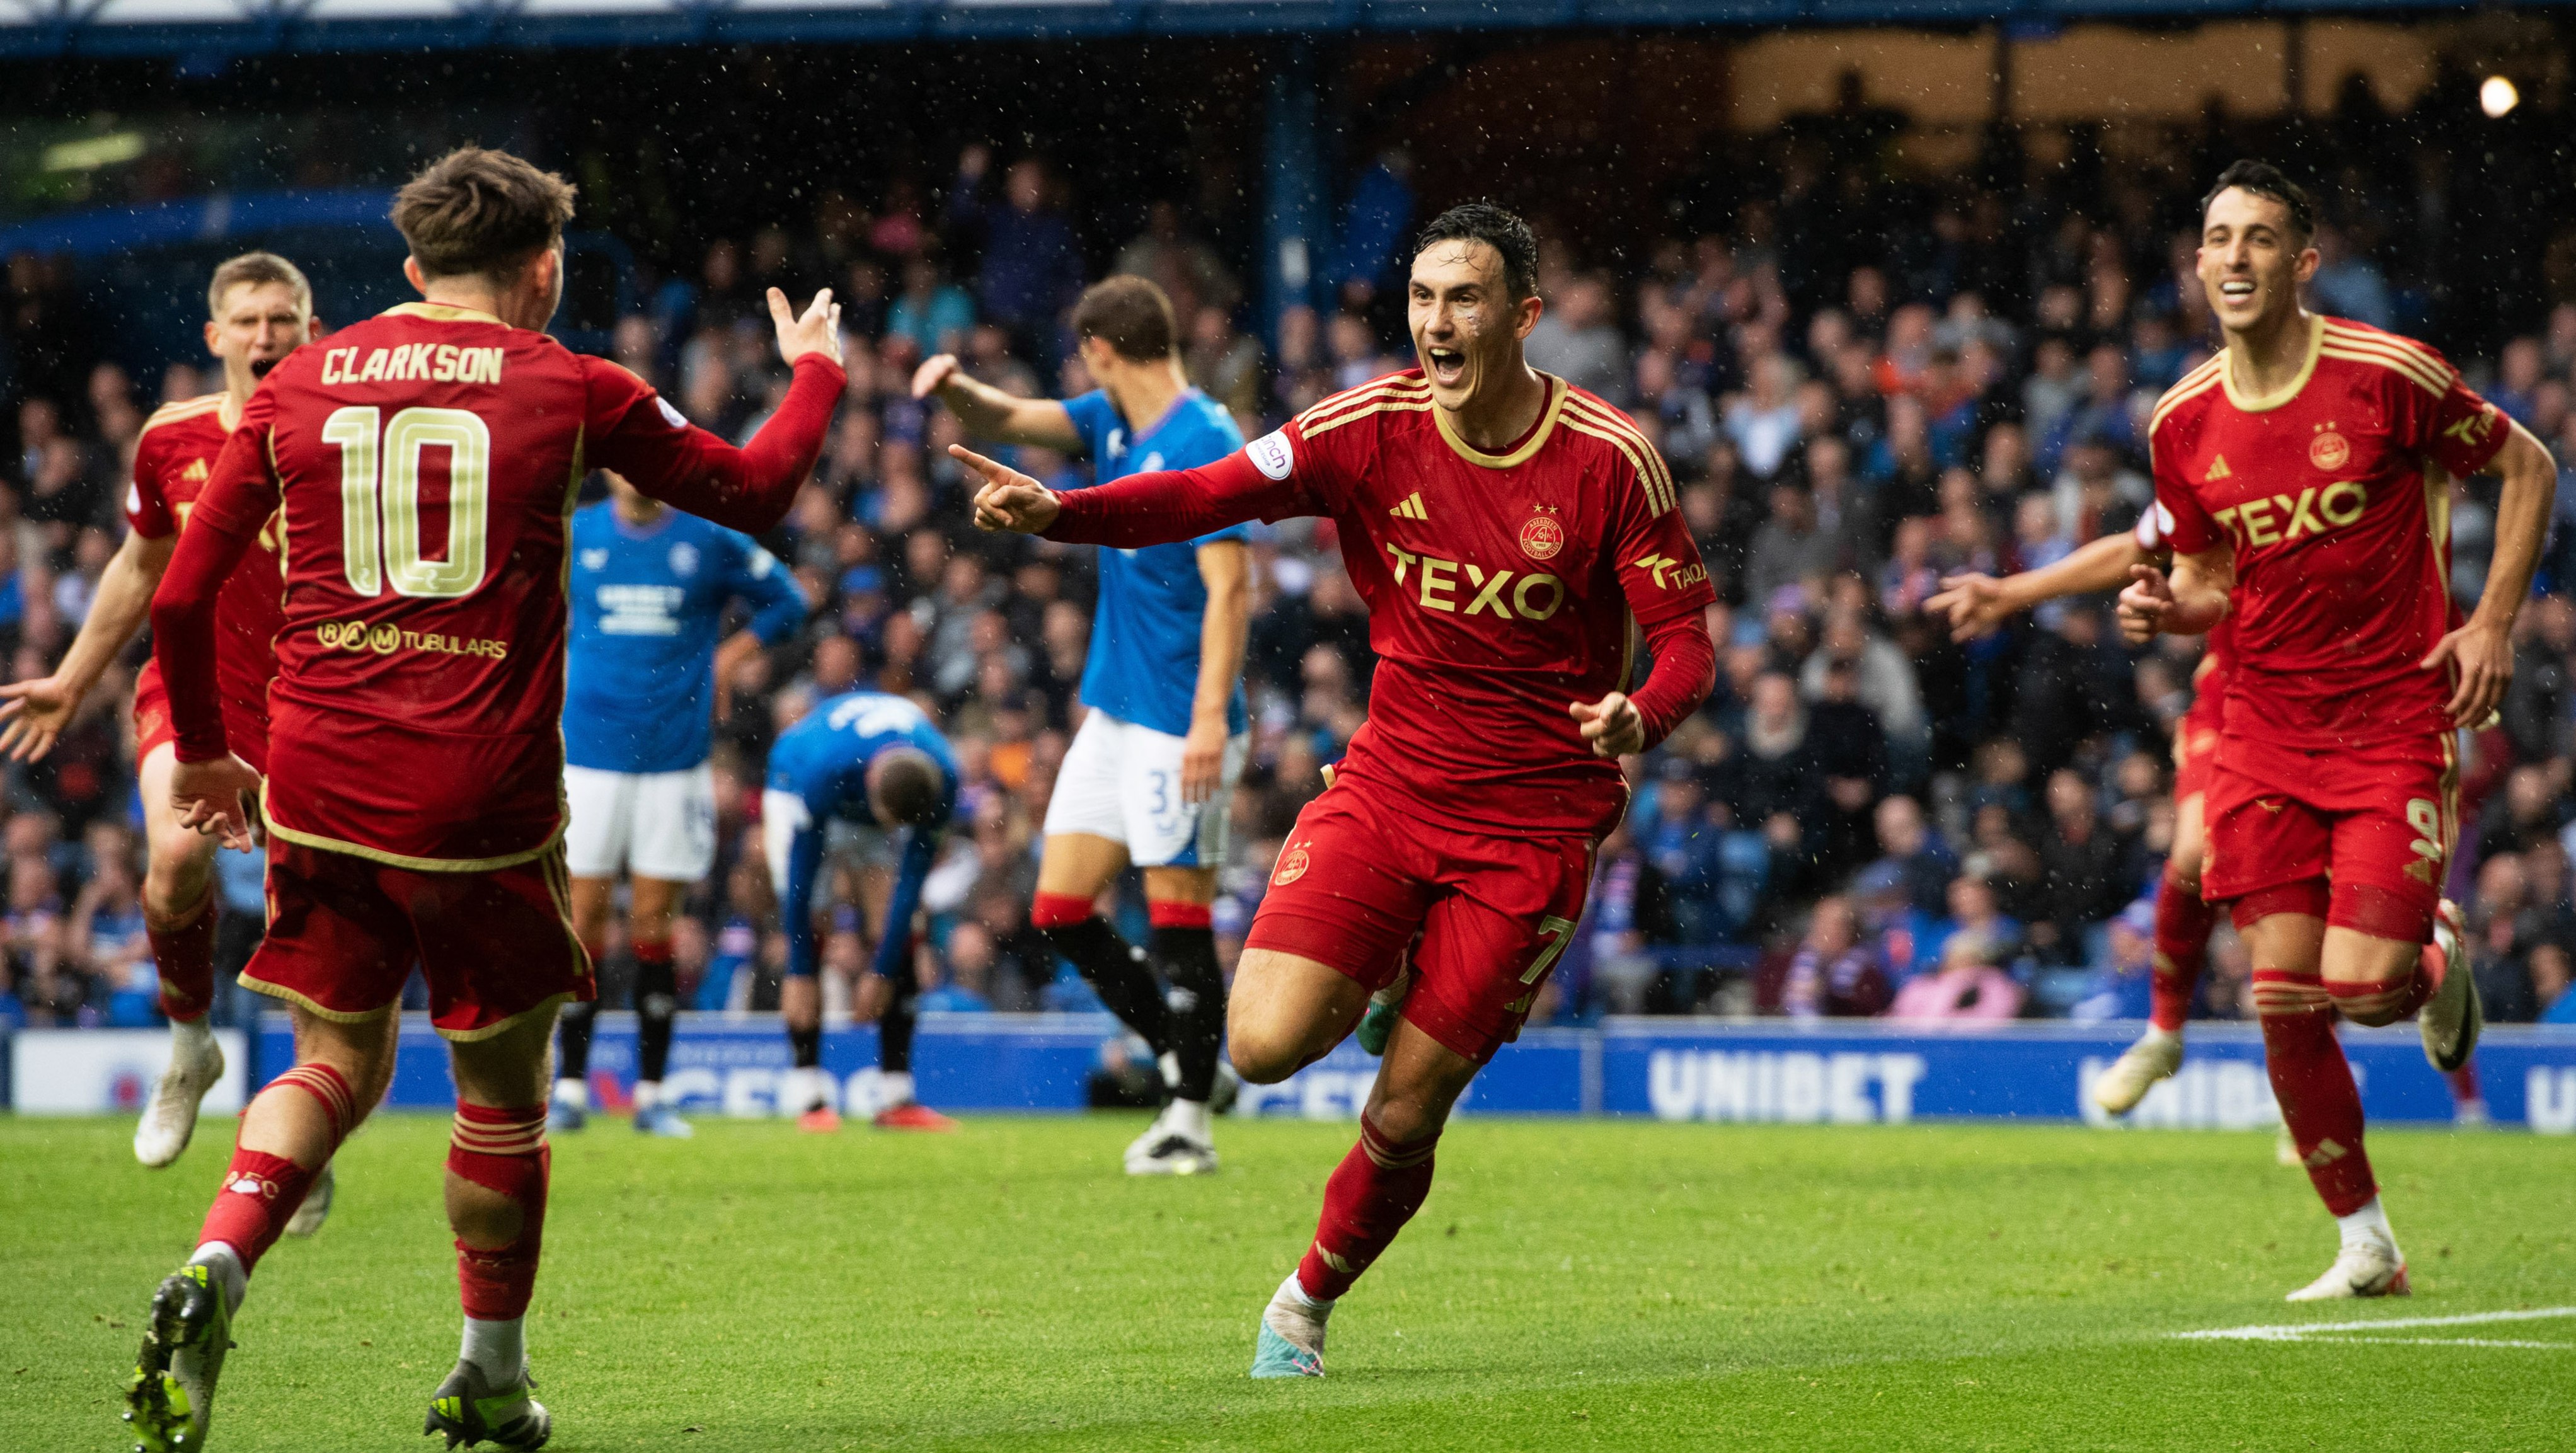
[1060,388,1248,737]
[565,502,808,774]
[766,692,961,980]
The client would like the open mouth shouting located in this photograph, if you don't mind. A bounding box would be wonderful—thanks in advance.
[1423,344,1468,389]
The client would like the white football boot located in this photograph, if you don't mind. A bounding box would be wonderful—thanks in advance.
[2285,1231,2410,1302]
[1125,1100,1219,1176]
[2420,899,2481,1072]
[2091,1026,2182,1117]
[134,1024,226,1168]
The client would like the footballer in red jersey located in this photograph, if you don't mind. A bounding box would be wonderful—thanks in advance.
[958,204,1716,1377]
[0,253,311,1175]
[2120,162,2556,1302]
[122,148,845,1453]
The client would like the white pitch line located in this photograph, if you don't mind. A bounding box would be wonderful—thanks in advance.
[2176,1306,2576,1342]
[2324,1338,2571,1350]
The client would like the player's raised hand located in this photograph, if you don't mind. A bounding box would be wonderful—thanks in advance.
[2422,616,2514,728]
[1570,692,1645,759]
[0,672,84,762]
[768,287,844,369]
[2115,565,2175,646]
[1926,573,2011,642]
[911,353,962,400]
[170,754,263,851]
[953,445,1061,534]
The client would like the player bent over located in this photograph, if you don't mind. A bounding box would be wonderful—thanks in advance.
[2119,162,2553,1301]
[1,253,316,1180]
[126,146,843,1451]
[553,471,810,1137]
[1928,521,2480,1126]
[762,690,959,1132]
[913,275,1251,1174]
[962,204,1716,1374]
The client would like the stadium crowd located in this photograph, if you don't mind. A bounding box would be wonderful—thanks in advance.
[8,91,2576,1035]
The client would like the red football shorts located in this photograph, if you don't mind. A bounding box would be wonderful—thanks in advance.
[1245,777,1596,1064]
[132,660,271,776]
[2202,730,2457,943]
[240,839,593,1040]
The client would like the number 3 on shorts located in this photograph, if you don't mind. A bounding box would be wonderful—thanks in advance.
[1521,915,1579,985]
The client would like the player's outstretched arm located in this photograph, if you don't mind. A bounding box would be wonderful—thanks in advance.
[1929,531,2147,643]
[911,354,1082,451]
[0,529,175,761]
[596,289,847,534]
[2427,418,2559,725]
[955,440,1299,548]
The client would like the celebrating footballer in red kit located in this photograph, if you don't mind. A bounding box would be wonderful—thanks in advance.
[0,253,315,1180]
[956,202,1717,1375]
[2119,161,2558,1302]
[124,146,846,1453]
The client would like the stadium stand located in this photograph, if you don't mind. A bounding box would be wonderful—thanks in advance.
[4,79,2575,1037]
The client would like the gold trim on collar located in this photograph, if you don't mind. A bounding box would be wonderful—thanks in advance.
[2221,313,2323,414]
[1432,372,1566,469]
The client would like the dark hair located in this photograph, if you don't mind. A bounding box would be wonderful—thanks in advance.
[393,147,577,282]
[1071,275,1178,362]
[1412,202,1539,303]
[2200,160,2316,243]
[868,747,946,829]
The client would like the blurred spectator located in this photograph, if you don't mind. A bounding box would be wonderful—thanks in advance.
[2069,900,2157,1023]
[1778,896,1889,1019]
[1889,931,2026,1021]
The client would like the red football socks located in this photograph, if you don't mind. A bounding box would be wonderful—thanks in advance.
[197,1061,355,1271]
[2255,971,2377,1217]
[149,896,219,1023]
[2149,876,2216,1033]
[1296,1110,1440,1301]
[449,1103,551,1321]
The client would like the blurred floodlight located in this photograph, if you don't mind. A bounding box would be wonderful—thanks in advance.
[41,133,144,172]
[2480,76,2519,118]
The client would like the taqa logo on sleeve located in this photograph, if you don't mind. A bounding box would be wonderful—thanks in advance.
[1248,429,1296,481]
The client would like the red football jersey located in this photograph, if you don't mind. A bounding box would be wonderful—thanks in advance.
[1066,370,1715,836]
[166,301,842,868]
[126,394,285,771]
[2151,315,2507,751]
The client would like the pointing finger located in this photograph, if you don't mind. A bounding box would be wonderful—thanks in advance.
[767,287,793,328]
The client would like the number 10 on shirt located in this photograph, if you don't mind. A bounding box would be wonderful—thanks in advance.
[322,404,491,599]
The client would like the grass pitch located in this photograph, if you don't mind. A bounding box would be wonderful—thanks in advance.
[6,1113,2572,1452]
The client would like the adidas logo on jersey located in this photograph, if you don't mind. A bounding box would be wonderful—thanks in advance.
[1389,491,1428,520]
[2205,455,2231,481]
[181,458,210,483]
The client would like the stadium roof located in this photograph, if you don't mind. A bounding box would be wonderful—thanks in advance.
[0,0,2473,59]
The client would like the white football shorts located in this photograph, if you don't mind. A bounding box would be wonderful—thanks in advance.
[1042,708,1247,869]
[565,762,718,882]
